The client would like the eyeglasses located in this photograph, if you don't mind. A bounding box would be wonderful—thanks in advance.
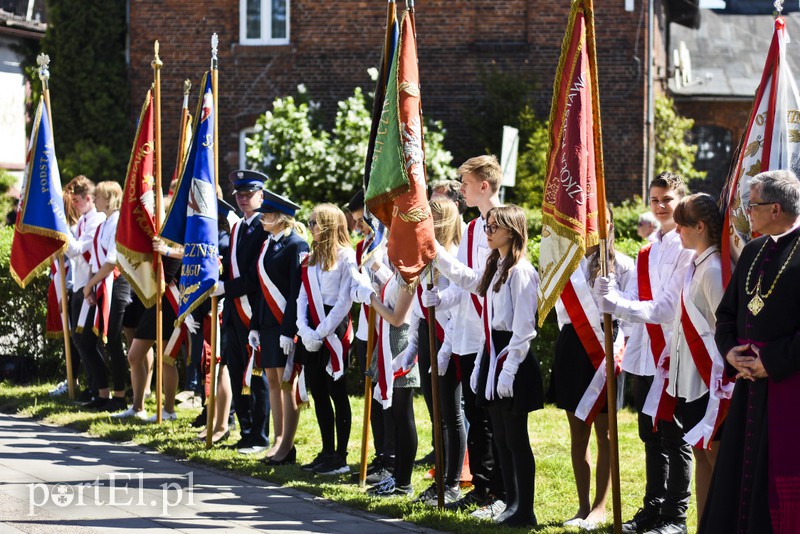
[308,219,318,229]
[745,200,775,211]
[484,223,501,235]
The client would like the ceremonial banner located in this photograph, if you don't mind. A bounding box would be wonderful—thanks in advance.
[365,9,435,284]
[116,88,159,307]
[721,16,800,285]
[10,98,70,287]
[537,0,600,325]
[161,73,219,323]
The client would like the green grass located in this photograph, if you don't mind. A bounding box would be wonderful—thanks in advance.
[0,382,698,533]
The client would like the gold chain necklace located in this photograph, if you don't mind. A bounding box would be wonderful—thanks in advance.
[745,234,800,315]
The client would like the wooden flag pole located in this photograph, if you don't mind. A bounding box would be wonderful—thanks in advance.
[175,79,191,175]
[207,33,220,450]
[152,42,164,424]
[584,0,622,531]
[425,272,446,510]
[37,54,76,401]
[358,307,377,486]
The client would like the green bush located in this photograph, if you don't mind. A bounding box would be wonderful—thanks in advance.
[0,227,64,382]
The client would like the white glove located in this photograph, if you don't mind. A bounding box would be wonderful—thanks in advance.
[595,275,618,296]
[211,282,225,297]
[304,330,323,352]
[248,330,260,351]
[599,290,620,314]
[184,314,200,334]
[470,359,481,394]
[350,267,376,304]
[421,286,441,308]
[279,335,295,357]
[437,346,451,376]
[497,368,515,398]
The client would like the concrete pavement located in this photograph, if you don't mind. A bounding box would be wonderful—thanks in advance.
[0,413,438,533]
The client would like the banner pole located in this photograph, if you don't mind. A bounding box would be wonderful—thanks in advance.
[207,33,220,450]
[358,308,377,486]
[584,0,622,531]
[37,54,75,401]
[426,271,445,509]
[152,41,164,424]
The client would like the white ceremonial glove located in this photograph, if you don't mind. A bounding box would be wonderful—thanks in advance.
[595,275,618,296]
[279,335,295,357]
[421,286,441,308]
[599,290,620,315]
[437,345,452,376]
[470,359,481,394]
[211,282,225,297]
[497,368,516,399]
[304,330,323,353]
[350,267,376,304]
[184,314,200,334]
[362,244,385,271]
[248,330,260,351]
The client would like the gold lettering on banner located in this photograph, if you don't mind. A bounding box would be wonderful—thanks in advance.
[183,243,218,258]
[554,74,586,205]
[181,264,201,277]
[127,142,154,203]
[39,155,50,194]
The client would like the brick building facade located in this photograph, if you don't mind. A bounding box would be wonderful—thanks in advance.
[129,0,679,203]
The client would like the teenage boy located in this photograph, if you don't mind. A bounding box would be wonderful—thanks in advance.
[65,176,106,402]
[422,155,506,518]
[598,172,694,534]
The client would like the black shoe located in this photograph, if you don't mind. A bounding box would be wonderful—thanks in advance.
[643,520,688,534]
[314,453,350,475]
[415,450,435,465]
[105,397,128,412]
[76,389,94,403]
[191,409,207,428]
[302,451,331,472]
[365,467,393,485]
[622,507,661,533]
[82,397,109,410]
[265,446,296,466]
[226,437,253,450]
[496,512,537,527]
[444,489,489,511]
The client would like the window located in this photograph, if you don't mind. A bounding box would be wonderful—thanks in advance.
[239,127,257,170]
[689,124,733,195]
[240,0,290,45]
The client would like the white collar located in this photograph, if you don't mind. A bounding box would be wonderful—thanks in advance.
[770,221,800,241]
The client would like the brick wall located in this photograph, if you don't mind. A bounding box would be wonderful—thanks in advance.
[129,0,650,203]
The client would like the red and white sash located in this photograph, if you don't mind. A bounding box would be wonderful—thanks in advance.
[561,269,624,424]
[301,258,352,380]
[91,219,120,342]
[164,284,187,360]
[374,279,415,408]
[466,219,484,317]
[229,220,253,328]
[282,350,309,408]
[257,240,287,323]
[638,243,677,427]
[678,266,734,448]
[482,291,509,401]
[45,260,64,338]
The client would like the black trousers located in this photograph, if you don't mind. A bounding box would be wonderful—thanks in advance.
[457,352,505,498]
[226,314,270,445]
[66,290,81,378]
[70,290,95,391]
[356,338,395,459]
[634,374,692,520]
[418,322,466,487]
[106,277,131,392]
[488,403,535,521]
[390,387,417,487]
[304,350,351,458]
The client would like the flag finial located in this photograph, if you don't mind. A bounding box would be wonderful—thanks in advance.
[152,41,162,70]
[775,0,784,15]
[211,33,218,70]
[183,79,192,97]
[36,53,50,83]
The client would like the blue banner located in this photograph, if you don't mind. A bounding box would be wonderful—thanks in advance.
[161,73,219,324]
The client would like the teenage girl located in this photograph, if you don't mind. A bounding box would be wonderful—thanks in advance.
[296,203,355,475]
[670,193,727,523]
[436,204,543,526]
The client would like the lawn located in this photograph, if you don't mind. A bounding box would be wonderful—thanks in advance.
[0,382,698,533]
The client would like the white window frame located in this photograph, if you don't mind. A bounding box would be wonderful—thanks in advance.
[239,0,290,45]
[239,127,257,170]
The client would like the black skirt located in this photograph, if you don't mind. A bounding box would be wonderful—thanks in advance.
[134,293,177,340]
[476,330,544,414]
[258,325,288,369]
[677,392,723,443]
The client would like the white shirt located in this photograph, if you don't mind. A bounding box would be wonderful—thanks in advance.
[667,246,725,401]
[554,252,636,337]
[355,239,393,341]
[406,252,455,358]
[296,247,356,338]
[67,208,106,289]
[91,211,119,270]
[617,229,694,376]
[435,216,489,356]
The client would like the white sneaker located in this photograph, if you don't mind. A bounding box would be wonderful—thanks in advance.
[48,381,69,396]
[471,498,506,520]
[145,410,177,422]
[110,407,148,420]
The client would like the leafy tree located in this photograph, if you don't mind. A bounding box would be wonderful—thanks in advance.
[24,0,129,184]
[246,80,456,206]
[506,106,549,209]
[655,95,706,185]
